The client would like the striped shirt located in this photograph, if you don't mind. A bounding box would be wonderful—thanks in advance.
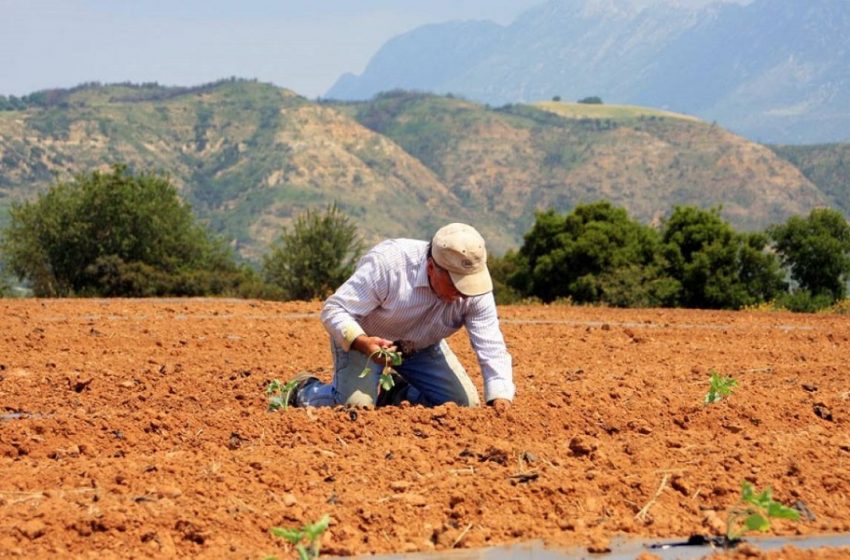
[321,238,515,402]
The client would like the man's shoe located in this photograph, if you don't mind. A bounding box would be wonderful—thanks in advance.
[268,372,319,410]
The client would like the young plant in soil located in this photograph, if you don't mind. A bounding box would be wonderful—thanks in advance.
[269,514,331,560]
[726,481,800,542]
[266,378,300,411]
[358,347,403,391]
[704,369,737,404]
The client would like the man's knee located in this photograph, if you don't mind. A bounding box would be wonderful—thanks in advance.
[453,387,480,407]
[343,389,376,407]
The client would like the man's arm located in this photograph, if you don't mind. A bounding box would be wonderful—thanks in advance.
[321,250,389,352]
[464,292,515,404]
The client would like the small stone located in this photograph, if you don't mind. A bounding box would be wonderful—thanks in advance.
[389,480,411,492]
[587,535,611,553]
[282,493,297,506]
[401,493,427,506]
[157,485,183,499]
[671,475,690,496]
[18,519,46,540]
[813,402,833,421]
[733,543,762,557]
[568,435,596,456]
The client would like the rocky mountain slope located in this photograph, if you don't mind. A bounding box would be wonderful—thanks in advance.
[0,81,837,260]
[326,0,850,144]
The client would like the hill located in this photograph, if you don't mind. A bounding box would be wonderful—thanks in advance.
[0,82,836,261]
[769,143,850,216]
[532,101,701,123]
[325,0,850,144]
[334,91,828,243]
[0,80,481,260]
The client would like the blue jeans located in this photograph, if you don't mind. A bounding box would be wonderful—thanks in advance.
[298,339,480,407]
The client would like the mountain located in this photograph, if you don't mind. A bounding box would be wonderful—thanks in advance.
[333,91,828,241]
[769,143,850,216]
[0,81,481,260]
[325,0,850,144]
[0,81,838,260]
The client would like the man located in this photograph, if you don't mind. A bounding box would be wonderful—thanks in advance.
[292,222,514,410]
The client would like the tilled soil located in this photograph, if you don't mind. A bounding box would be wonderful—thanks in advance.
[1,299,849,559]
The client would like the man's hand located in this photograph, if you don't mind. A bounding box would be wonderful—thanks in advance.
[487,398,511,412]
[352,335,396,365]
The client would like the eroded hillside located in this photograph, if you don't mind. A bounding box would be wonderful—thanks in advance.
[0,82,838,259]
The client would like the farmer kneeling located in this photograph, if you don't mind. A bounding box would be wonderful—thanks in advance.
[289,223,514,411]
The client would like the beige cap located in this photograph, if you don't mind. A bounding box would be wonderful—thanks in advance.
[431,223,493,296]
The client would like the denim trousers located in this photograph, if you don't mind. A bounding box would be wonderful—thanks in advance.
[298,338,480,407]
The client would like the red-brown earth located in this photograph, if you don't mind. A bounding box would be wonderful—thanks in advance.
[1,299,849,559]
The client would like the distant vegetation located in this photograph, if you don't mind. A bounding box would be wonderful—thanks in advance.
[0,82,842,258]
[2,167,847,313]
[0,77,257,111]
[770,144,850,216]
[1,81,849,309]
[492,201,850,312]
[533,100,700,122]
[262,203,364,301]
[577,96,603,105]
[0,165,265,298]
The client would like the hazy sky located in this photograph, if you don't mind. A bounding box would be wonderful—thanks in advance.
[2,0,748,99]
[1,0,546,98]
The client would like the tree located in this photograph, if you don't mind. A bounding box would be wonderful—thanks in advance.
[662,206,784,309]
[769,208,850,303]
[0,164,248,297]
[488,250,526,304]
[578,96,603,104]
[262,203,364,301]
[510,202,677,306]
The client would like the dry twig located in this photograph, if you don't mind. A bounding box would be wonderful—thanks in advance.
[452,523,474,548]
[635,474,669,521]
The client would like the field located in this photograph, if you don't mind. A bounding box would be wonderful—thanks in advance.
[1,299,849,559]
[533,100,702,122]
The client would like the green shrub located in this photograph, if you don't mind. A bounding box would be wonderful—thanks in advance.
[511,202,676,306]
[775,290,835,313]
[262,203,363,301]
[662,206,785,309]
[0,164,242,297]
[769,208,850,304]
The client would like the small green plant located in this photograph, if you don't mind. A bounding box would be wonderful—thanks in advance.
[726,481,800,541]
[266,378,300,411]
[270,514,331,560]
[704,370,737,404]
[358,347,402,391]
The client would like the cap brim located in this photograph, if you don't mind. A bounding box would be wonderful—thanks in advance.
[449,268,493,297]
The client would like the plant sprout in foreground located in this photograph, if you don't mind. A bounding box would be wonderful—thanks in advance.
[269,514,331,560]
[704,369,737,404]
[358,347,403,391]
[726,482,800,541]
[266,378,300,411]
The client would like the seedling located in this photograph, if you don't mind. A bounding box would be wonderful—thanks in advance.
[358,347,403,392]
[704,370,737,404]
[270,514,331,560]
[726,481,800,541]
[266,378,300,411]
